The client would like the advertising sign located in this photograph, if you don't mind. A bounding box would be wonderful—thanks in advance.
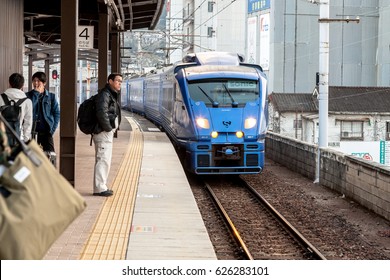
[380,140,390,165]
[338,141,390,166]
[247,17,257,64]
[259,13,270,70]
[248,0,270,13]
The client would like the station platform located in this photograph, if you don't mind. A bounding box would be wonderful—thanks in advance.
[44,111,217,260]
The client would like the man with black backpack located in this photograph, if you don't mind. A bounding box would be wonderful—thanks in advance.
[0,73,33,147]
[90,73,122,197]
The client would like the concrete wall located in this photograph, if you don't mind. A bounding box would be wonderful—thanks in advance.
[266,132,390,221]
[322,150,390,221]
[266,132,317,179]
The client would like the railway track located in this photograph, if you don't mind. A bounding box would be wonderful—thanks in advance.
[203,176,326,260]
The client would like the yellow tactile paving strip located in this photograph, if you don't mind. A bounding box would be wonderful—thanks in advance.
[79,117,143,260]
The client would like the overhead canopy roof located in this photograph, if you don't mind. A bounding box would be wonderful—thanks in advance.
[24,0,165,50]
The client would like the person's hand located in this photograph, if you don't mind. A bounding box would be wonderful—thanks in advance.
[34,83,45,93]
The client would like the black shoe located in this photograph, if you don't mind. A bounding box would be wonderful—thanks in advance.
[93,189,114,197]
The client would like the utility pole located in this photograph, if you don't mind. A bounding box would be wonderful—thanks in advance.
[315,0,330,183]
[314,0,359,183]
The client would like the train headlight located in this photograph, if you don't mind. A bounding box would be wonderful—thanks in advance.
[211,131,218,138]
[244,118,257,129]
[236,131,244,138]
[196,118,210,129]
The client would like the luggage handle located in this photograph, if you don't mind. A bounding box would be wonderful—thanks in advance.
[0,113,41,167]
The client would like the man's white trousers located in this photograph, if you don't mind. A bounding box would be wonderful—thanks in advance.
[92,130,113,193]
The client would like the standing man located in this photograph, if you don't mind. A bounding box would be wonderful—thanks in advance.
[92,73,122,197]
[26,71,60,161]
[0,73,33,146]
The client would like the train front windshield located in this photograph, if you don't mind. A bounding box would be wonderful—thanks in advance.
[187,79,259,107]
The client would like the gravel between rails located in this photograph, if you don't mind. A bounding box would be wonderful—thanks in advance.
[189,158,390,260]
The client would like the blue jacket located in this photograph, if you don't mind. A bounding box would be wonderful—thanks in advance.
[26,89,60,135]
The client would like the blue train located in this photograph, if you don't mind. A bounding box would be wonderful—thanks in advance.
[122,52,268,174]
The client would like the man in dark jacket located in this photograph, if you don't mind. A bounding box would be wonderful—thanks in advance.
[92,73,122,197]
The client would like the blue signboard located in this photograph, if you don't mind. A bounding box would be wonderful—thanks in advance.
[248,0,270,13]
[380,140,385,164]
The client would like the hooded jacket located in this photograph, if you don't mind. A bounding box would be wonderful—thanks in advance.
[0,88,33,141]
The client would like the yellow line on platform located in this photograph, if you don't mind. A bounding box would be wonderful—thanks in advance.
[79,117,143,260]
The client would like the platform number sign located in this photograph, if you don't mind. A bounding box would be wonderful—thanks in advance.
[77,26,94,49]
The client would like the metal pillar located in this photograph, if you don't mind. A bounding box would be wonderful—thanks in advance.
[44,59,50,90]
[111,32,120,137]
[28,55,33,91]
[60,0,78,185]
[111,32,120,73]
[98,10,109,88]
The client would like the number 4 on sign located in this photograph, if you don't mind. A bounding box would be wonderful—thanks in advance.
[77,25,94,49]
[79,28,90,40]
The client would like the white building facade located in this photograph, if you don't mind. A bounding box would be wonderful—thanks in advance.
[182,0,246,54]
[166,0,184,64]
[247,0,390,93]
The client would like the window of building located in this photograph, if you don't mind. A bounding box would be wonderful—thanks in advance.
[386,122,390,140]
[208,1,214,12]
[207,27,214,37]
[340,120,363,140]
[293,119,302,129]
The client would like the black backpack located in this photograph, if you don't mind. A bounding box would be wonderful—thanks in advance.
[77,94,98,136]
[0,93,27,146]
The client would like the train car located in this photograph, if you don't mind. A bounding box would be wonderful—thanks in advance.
[122,75,144,113]
[125,52,268,174]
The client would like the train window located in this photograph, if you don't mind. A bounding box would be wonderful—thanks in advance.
[162,87,173,112]
[188,79,259,107]
[175,82,183,102]
[208,1,214,12]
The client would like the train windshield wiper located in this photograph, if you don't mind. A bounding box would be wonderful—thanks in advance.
[223,84,238,108]
[198,86,219,107]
